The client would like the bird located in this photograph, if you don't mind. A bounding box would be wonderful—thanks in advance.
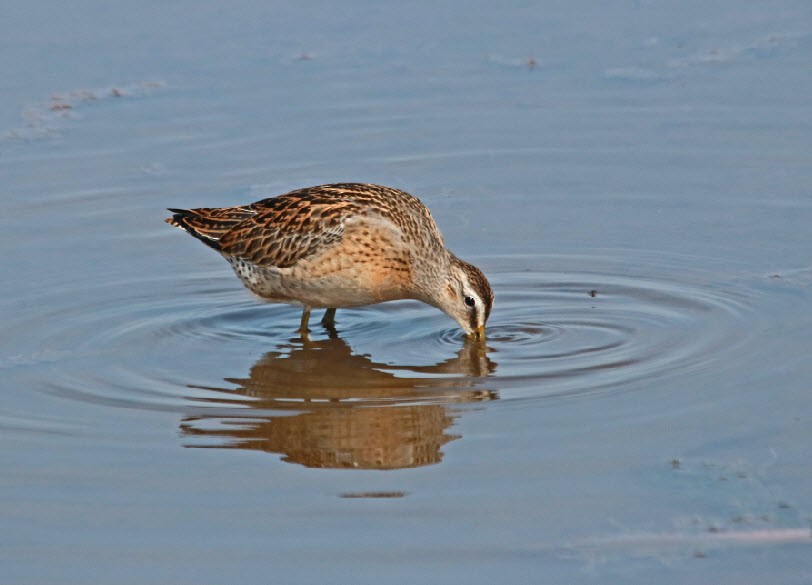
[165,183,493,337]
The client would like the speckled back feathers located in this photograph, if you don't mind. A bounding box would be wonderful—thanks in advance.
[166,183,444,269]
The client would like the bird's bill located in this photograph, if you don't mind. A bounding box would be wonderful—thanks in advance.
[472,325,486,340]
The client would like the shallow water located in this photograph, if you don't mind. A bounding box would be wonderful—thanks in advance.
[2,1,812,583]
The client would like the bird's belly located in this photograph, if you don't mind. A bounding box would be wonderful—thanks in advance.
[227,257,288,300]
[226,254,411,308]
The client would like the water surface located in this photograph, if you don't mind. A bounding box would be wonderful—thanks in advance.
[2,1,811,583]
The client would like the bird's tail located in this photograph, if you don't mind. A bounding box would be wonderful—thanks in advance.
[165,206,254,250]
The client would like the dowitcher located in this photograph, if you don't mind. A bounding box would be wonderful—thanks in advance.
[166,183,493,337]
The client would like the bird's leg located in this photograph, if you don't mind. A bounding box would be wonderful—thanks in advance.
[299,305,312,334]
[321,307,337,327]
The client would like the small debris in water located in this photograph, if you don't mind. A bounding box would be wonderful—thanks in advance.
[339,491,407,499]
[71,89,98,101]
[7,81,165,140]
[670,457,682,469]
[693,550,707,558]
[589,289,598,298]
[527,56,537,69]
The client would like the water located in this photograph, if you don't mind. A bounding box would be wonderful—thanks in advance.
[2,1,811,583]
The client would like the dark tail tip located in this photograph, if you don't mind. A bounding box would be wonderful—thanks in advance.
[165,208,186,228]
[164,208,221,250]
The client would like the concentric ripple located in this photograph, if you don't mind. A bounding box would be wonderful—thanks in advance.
[478,268,754,398]
[345,256,756,401]
[7,253,759,415]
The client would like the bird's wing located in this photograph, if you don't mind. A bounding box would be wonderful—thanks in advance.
[217,193,359,268]
[170,183,433,269]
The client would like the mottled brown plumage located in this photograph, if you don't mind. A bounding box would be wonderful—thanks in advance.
[166,183,493,336]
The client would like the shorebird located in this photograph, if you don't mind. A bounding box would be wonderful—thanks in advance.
[165,183,493,337]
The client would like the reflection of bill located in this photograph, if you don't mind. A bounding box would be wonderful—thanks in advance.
[181,335,497,469]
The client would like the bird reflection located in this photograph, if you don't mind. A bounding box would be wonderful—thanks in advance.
[180,332,497,469]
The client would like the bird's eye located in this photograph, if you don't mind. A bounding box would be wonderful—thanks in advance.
[464,296,476,308]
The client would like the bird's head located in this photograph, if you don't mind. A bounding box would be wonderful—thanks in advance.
[431,256,494,339]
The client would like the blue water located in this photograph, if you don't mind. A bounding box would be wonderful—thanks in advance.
[2,1,811,583]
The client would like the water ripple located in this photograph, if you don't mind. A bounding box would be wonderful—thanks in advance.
[10,253,758,414]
